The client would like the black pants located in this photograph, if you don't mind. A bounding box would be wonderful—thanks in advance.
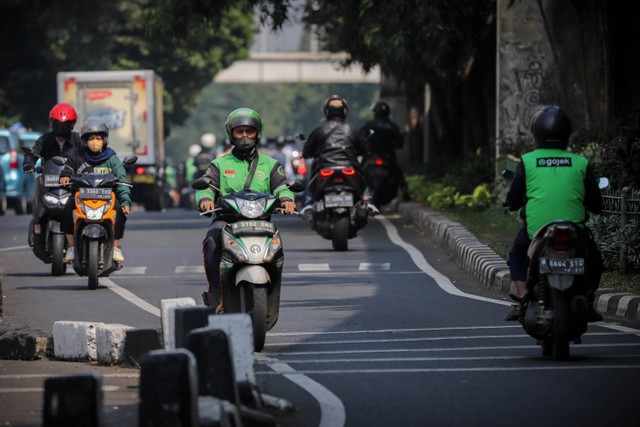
[202,220,227,294]
[60,197,127,239]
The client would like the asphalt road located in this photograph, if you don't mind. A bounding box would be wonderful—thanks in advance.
[1,208,640,426]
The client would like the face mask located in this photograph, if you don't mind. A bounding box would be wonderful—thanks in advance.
[232,136,256,151]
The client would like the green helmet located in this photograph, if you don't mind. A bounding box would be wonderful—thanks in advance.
[225,108,263,140]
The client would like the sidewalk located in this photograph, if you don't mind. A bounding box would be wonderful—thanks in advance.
[394,200,640,322]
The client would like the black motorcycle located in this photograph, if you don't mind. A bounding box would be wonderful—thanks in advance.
[364,153,399,208]
[306,164,372,251]
[24,148,71,276]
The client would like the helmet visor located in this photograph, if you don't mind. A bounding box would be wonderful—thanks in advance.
[51,120,74,136]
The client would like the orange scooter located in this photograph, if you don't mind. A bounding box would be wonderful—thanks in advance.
[55,155,136,289]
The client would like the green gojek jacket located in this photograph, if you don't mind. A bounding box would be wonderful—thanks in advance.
[195,150,294,207]
[520,148,588,238]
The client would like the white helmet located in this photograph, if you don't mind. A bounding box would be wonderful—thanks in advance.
[188,144,202,157]
[200,133,216,149]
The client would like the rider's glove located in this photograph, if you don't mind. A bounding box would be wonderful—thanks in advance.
[23,165,35,173]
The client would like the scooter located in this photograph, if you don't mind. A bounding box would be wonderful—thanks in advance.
[364,153,399,208]
[307,164,372,251]
[504,170,609,360]
[23,148,71,276]
[54,155,137,289]
[192,177,304,352]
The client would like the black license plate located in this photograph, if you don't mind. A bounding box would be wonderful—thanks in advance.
[44,174,60,187]
[78,187,112,200]
[540,257,585,275]
[324,193,353,208]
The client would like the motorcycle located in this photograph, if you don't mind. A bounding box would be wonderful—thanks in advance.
[307,164,372,251]
[364,153,398,208]
[192,176,304,352]
[23,148,71,276]
[504,170,609,360]
[53,155,137,289]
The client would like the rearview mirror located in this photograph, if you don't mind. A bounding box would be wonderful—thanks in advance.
[123,155,138,166]
[501,169,514,180]
[287,180,305,193]
[51,156,67,166]
[191,177,212,190]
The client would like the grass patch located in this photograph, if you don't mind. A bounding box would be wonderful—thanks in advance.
[438,206,640,294]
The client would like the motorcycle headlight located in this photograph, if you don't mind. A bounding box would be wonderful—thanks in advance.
[79,201,113,220]
[263,232,282,262]
[222,230,249,262]
[238,199,266,218]
[43,194,65,207]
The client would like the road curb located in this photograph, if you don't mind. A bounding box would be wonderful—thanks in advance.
[395,201,640,322]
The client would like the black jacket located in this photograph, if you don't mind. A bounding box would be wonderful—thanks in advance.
[23,131,84,172]
[303,118,367,169]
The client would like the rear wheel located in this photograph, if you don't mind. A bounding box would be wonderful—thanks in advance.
[51,234,66,276]
[332,215,349,251]
[0,189,7,215]
[88,240,99,290]
[551,288,570,361]
[14,192,27,215]
[249,286,268,352]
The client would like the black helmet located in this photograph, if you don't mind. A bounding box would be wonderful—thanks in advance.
[371,101,390,118]
[80,118,110,147]
[529,105,572,149]
[323,95,348,119]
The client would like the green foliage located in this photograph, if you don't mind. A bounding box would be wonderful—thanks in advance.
[0,0,253,130]
[589,214,640,272]
[599,133,640,190]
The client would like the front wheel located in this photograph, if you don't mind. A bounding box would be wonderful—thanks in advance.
[250,285,268,352]
[51,233,66,276]
[551,288,570,360]
[332,215,349,251]
[88,240,99,290]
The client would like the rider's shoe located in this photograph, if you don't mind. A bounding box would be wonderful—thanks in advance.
[504,304,520,321]
[366,202,380,216]
[113,247,125,262]
[63,246,75,263]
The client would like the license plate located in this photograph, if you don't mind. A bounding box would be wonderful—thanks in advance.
[78,187,112,200]
[231,220,275,235]
[368,168,389,177]
[44,174,60,187]
[540,257,585,275]
[132,174,155,184]
[324,193,353,208]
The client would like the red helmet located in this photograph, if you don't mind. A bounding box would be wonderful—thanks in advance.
[49,103,78,136]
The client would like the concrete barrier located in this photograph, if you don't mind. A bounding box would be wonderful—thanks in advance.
[160,297,196,350]
[96,323,134,365]
[53,321,105,361]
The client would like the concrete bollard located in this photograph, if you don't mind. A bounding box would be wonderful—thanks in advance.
[42,372,103,427]
[96,323,133,365]
[53,321,105,361]
[174,306,217,349]
[208,313,256,384]
[185,327,239,404]
[160,297,196,350]
[138,349,199,427]
[123,328,162,366]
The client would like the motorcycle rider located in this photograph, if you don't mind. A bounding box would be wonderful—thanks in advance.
[23,103,84,244]
[196,108,296,312]
[301,94,375,214]
[504,105,603,322]
[60,119,132,263]
[361,101,411,203]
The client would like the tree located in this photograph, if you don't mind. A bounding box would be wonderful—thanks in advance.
[0,0,253,129]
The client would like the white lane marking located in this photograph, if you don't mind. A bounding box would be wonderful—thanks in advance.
[0,245,30,252]
[267,362,345,427]
[270,325,522,336]
[376,215,511,306]
[101,278,160,317]
[175,266,205,274]
[0,385,121,393]
[263,342,640,357]
[112,266,147,275]
[259,364,640,375]
[0,373,139,379]
[359,263,390,271]
[298,263,330,271]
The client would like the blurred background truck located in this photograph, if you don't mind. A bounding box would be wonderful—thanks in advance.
[57,70,166,211]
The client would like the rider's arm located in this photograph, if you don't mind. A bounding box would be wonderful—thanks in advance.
[23,136,45,171]
[112,157,132,207]
[505,162,526,211]
[270,163,295,202]
[302,126,322,159]
[195,163,220,208]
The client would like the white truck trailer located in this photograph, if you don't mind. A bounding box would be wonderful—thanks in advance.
[57,70,166,211]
